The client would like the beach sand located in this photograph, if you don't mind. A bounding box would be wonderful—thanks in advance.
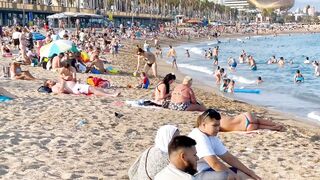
[1,30,320,179]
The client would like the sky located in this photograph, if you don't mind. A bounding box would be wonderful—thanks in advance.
[293,0,320,10]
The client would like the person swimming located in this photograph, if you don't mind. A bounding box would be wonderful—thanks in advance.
[227,57,237,71]
[257,76,264,84]
[294,70,304,83]
[304,57,311,64]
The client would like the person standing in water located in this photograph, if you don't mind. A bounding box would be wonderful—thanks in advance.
[213,46,219,65]
[248,55,257,71]
[312,61,320,76]
[294,70,304,83]
[185,49,190,58]
[167,45,178,69]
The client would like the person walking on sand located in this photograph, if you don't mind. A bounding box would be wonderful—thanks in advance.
[167,45,178,70]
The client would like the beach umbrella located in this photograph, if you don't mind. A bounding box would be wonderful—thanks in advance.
[40,40,78,58]
[32,32,45,41]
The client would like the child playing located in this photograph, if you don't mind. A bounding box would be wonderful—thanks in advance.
[227,80,235,93]
[137,72,150,89]
[185,49,190,58]
[220,79,229,92]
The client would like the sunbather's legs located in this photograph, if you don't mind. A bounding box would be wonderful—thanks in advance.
[186,104,206,112]
[89,87,119,97]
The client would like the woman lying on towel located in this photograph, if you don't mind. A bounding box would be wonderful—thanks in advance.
[169,76,206,111]
[44,79,120,97]
[220,112,285,132]
[128,125,179,180]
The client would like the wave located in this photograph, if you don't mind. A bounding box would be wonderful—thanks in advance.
[178,63,213,75]
[188,47,203,55]
[229,75,256,84]
[207,41,219,46]
[307,111,320,122]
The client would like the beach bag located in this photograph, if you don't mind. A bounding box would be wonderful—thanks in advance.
[37,86,52,93]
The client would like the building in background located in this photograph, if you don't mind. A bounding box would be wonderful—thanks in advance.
[222,0,250,11]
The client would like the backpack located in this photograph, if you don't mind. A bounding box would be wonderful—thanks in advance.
[37,86,52,93]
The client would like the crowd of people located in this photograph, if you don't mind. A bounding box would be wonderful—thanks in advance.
[0,22,295,180]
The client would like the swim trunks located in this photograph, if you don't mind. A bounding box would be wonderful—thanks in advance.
[72,83,90,94]
[169,102,190,111]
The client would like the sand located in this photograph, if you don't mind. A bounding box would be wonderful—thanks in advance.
[1,28,320,180]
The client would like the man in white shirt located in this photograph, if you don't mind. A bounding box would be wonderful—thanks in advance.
[189,109,261,180]
[154,136,198,180]
[12,27,21,50]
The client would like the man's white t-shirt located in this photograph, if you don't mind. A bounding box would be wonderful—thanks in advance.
[12,32,21,39]
[79,32,86,42]
[155,164,195,180]
[188,128,227,172]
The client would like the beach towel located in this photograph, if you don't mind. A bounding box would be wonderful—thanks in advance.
[0,96,13,102]
[86,76,111,89]
[125,100,162,109]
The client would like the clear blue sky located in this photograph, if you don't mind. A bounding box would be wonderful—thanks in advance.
[293,0,320,10]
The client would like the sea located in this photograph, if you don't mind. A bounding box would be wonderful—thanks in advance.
[163,33,320,125]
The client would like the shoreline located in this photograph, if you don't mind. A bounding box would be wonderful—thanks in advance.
[156,31,320,128]
[1,27,320,179]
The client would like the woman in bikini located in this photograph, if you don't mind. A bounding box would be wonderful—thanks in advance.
[220,112,284,132]
[153,73,176,107]
[136,48,158,78]
[169,76,206,111]
[10,62,36,80]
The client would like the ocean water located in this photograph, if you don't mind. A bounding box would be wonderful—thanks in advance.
[164,33,320,124]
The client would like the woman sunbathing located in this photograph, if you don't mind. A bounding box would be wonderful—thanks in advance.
[128,125,179,180]
[220,112,284,132]
[169,76,206,111]
[10,62,36,80]
[154,73,176,106]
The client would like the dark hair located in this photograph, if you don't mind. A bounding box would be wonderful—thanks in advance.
[296,70,300,73]
[168,136,196,156]
[196,109,221,127]
[137,48,145,54]
[169,45,172,48]
[258,76,262,80]
[306,57,309,60]
[220,68,224,73]
[162,73,176,94]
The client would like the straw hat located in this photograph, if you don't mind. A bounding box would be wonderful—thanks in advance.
[182,76,192,85]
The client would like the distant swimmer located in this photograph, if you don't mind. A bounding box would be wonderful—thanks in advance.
[227,57,237,71]
[248,55,257,71]
[304,57,311,64]
[239,54,245,64]
[278,57,285,66]
[185,49,190,58]
[257,76,264,84]
[207,48,213,59]
[294,70,304,83]
[204,50,208,59]
[312,61,320,76]
[267,55,277,64]
[213,46,219,65]
[167,45,178,69]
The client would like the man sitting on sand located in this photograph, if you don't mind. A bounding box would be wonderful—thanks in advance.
[154,136,199,180]
[86,48,106,74]
[44,79,119,97]
[169,76,206,111]
[189,109,262,180]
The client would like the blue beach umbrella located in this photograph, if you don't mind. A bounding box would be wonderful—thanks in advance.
[40,40,78,58]
[32,32,46,41]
